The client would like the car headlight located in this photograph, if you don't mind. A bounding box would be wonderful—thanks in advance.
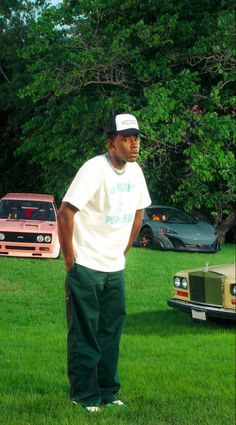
[162,228,178,235]
[174,277,181,287]
[230,284,236,296]
[0,233,5,241]
[37,235,44,242]
[181,278,188,289]
[44,235,51,243]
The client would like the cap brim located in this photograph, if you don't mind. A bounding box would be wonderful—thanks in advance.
[117,128,139,136]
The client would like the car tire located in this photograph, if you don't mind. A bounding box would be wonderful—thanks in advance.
[139,226,154,248]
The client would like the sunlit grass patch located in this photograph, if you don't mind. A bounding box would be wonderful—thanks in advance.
[0,245,235,425]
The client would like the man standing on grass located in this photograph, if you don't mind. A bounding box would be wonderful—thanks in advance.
[58,113,151,413]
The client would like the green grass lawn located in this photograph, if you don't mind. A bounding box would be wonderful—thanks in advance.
[0,245,235,425]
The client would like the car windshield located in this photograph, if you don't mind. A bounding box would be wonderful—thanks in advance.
[146,207,197,224]
[0,200,56,221]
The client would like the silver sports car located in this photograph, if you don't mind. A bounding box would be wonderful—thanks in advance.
[135,205,220,252]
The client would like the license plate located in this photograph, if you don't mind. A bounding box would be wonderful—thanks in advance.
[191,309,207,321]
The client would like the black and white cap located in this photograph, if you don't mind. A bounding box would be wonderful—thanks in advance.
[106,113,139,136]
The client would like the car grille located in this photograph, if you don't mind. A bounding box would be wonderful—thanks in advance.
[5,245,35,250]
[189,272,223,306]
[1,232,51,243]
[167,236,186,249]
[167,236,219,252]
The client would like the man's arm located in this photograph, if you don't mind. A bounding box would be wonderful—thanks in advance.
[124,209,144,255]
[57,202,79,271]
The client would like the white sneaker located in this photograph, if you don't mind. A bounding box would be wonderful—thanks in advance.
[72,400,101,413]
[105,399,128,407]
[85,406,101,413]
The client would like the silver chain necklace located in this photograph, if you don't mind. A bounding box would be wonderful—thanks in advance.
[105,153,126,175]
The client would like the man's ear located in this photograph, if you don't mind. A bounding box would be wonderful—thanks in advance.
[107,138,115,150]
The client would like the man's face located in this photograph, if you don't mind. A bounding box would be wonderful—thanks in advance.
[111,134,140,163]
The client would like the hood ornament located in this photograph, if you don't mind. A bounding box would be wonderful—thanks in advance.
[203,262,209,272]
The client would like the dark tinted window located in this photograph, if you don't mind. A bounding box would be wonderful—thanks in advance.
[146,207,197,224]
[0,200,56,221]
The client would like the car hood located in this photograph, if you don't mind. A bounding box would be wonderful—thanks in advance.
[152,220,216,242]
[177,264,235,279]
[0,219,57,232]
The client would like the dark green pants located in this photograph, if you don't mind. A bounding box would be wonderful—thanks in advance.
[65,263,126,406]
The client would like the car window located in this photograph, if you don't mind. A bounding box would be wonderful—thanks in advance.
[146,207,197,224]
[0,200,56,222]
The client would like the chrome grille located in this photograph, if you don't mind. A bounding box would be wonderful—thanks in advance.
[189,272,223,306]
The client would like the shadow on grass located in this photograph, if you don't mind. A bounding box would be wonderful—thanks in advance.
[124,308,235,336]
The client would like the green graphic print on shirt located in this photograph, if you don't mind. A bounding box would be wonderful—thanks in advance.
[105,182,136,225]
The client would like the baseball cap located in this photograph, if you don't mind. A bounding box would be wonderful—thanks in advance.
[106,113,139,136]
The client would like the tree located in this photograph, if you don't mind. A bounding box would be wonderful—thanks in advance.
[0,0,48,195]
[173,9,236,242]
[10,0,236,239]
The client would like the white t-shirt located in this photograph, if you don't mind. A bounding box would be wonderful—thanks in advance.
[63,154,151,272]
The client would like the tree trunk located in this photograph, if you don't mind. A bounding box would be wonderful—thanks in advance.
[216,209,236,245]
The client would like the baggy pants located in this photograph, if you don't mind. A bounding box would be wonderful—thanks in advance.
[65,263,126,406]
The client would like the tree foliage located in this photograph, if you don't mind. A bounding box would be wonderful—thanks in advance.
[1,0,235,240]
[0,0,49,194]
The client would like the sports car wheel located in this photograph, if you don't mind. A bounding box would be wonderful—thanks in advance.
[139,227,153,248]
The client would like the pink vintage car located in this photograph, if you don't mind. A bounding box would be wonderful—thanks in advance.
[0,193,60,258]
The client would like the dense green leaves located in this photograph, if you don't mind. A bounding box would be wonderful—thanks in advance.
[0,0,235,239]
